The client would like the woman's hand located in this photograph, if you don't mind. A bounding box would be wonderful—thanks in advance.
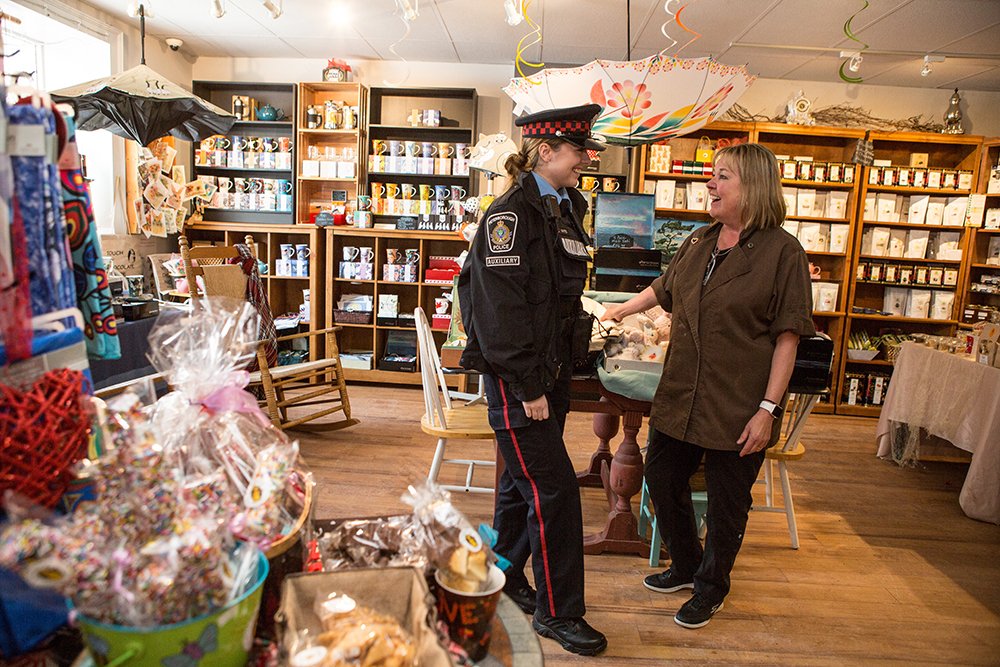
[737,410,774,457]
[600,303,629,322]
[522,395,550,421]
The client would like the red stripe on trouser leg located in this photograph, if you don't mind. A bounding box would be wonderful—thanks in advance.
[498,378,557,617]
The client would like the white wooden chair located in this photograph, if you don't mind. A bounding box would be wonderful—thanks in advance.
[754,390,826,549]
[414,307,495,493]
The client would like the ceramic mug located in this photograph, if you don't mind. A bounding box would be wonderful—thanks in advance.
[370,182,386,198]
[280,243,295,260]
[434,184,451,201]
[421,142,438,158]
[385,182,400,199]
[450,185,467,201]
[357,195,372,211]
[580,176,598,191]
[359,247,375,263]
[342,246,360,261]
[387,140,404,156]
[386,248,402,264]
[435,297,450,314]
[405,249,420,265]
[454,143,472,158]
[372,139,388,155]
[418,184,433,200]
[401,183,417,200]
[404,140,421,157]
[603,177,621,192]
[436,142,455,158]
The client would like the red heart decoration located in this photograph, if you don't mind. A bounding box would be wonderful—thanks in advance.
[0,368,90,508]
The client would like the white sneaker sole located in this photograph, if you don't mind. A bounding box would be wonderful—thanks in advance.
[674,601,723,629]
[643,579,694,594]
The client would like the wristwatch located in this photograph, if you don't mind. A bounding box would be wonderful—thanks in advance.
[759,399,783,420]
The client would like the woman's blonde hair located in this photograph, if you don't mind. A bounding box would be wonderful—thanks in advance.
[504,137,567,183]
[714,143,785,231]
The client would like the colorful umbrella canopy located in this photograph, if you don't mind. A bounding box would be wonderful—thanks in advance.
[50,64,235,146]
[503,54,756,147]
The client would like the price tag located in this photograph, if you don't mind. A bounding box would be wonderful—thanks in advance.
[7,123,46,157]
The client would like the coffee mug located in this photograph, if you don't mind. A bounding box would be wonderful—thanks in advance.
[434,297,450,314]
[372,139,388,155]
[370,182,386,198]
[387,140,404,156]
[421,142,438,158]
[385,183,400,199]
[418,184,433,200]
[386,248,402,264]
[295,244,310,261]
[405,249,420,265]
[357,195,372,211]
[343,246,360,261]
[580,176,598,191]
[280,243,295,260]
[359,247,375,263]
[246,137,262,151]
[454,143,472,158]
[404,140,421,157]
[434,184,451,201]
[450,185,467,201]
[436,142,454,158]
[401,183,417,200]
[603,177,621,192]
[277,136,293,153]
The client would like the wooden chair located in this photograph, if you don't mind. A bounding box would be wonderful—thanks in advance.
[179,234,358,432]
[414,306,495,493]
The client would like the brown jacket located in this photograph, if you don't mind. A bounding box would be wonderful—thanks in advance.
[650,222,815,450]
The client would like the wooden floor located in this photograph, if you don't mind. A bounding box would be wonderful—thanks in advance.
[297,383,1000,666]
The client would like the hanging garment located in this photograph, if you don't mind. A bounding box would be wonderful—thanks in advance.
[0,93,34,363]
[231,243,277,372]
[9,103,76,318]
[60,115,120,359]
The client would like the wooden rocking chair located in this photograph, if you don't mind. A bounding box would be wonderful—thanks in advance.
[179,234,358,432]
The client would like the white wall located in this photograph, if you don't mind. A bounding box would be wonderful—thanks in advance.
[194,56,1000,138]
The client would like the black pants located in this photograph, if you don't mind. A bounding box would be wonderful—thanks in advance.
[483,362,585,619]
[645,429,765,604]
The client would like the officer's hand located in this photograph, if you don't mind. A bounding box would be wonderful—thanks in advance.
[522,396,549,421]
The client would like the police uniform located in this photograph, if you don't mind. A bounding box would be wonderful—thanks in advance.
[458,104,604,625]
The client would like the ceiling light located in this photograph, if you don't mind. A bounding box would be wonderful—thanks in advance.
[262,0,282,19]
[922,54,945,77]
[126,1,153,17]
[504,0,523,26]
[330,2,352,25]
[212,0,225,18]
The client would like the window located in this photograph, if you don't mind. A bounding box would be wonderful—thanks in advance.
[2,1,115,232]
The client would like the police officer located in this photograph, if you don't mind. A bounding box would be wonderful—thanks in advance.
[458,104,607,656]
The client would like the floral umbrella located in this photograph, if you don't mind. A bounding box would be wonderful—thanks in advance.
[503,54,756,147]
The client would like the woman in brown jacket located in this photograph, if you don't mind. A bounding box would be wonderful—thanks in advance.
[602,143,815,628]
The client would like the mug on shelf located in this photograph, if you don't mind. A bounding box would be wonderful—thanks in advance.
[580,176,598,191]
[603,177,621,192]
[279,243,295,260]
[418,184,433,201]
[387,140,404,156]
[295,244,310,261]
[450,185,467,201]
[434,297,450,315]
[372,139,388,155]
[404,140,421,157]
[401,183,417,200]
[342,246,360,261]
[370,182,386,199]
[405,249,420,265]
[386,248,403,264]
[434,184,451,201]
[436,142,454,158]
[357,195,372,211]
[359,247,375,263]
[385,182,400,199]
[421,142,438,158]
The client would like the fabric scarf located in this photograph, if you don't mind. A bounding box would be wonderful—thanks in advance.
[230,243,277,372]
[60,116,120,360]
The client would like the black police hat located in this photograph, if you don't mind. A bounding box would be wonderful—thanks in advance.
[514,103,607,151]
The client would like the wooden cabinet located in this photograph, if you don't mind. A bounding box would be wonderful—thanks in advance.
[296,82,368,225]
[191,81,297,226]
[183,222,325,360]
[964,139,1000,323]
[839,132,981,416]
[366,87,477,232]
[325,227,468,386]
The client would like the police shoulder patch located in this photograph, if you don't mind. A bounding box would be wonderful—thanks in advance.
[486,211,517,253]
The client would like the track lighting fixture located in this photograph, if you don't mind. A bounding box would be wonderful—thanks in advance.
[126,1,152,18]
[262,0,282,19]
[921,54,945,77]
[212,0,225,19]
[504,0,523,26]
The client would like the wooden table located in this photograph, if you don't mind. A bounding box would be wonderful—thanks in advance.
[570,377,652,558]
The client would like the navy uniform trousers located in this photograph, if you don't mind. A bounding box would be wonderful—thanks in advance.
[482,353,585,619]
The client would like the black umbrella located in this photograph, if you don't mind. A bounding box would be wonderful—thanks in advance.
[50,6,234,145]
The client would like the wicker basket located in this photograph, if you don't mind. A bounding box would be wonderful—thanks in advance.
[332,309,373,325]
[885,343,903,365]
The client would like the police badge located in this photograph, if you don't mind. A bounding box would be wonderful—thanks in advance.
[487,212,517,253]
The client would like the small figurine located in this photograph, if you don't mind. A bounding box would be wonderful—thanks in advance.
[784,90,815,126]
[942,88,964,135]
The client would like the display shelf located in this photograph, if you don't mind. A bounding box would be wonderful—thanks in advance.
[192,80,297,227]
[325,225,469,385]
[296,81,369,228]
[964,138,1000,320]
[839,130,983,415]
[779,179,857,190]
[182,221,326,361]
[370,124,474,132]
[836,404,883,417]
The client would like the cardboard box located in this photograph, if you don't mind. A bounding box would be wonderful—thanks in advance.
[279,567,451,667]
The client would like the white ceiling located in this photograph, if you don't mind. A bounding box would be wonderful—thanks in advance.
[71,0,1000,91]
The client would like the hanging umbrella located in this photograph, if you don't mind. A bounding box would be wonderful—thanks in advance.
[50,7,234,145]
[503,53,756,147]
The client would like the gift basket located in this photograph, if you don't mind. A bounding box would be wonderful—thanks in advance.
[0,300,314,665]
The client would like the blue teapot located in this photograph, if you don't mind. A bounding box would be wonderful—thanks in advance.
[256,104,285,121]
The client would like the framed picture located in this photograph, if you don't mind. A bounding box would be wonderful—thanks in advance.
[652,218,711,264]
[593,193,655,249]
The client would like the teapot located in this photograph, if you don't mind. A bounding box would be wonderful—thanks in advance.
[256,104,285,121]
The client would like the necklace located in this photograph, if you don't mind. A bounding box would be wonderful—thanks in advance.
[703,245,735,286]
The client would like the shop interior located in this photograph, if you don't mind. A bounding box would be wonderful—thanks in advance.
[0,0,999,664]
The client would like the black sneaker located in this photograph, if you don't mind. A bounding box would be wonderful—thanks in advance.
[503,579,536,615]
[674,593,724,629]
[532,613,608,656]
[643,568,694,594]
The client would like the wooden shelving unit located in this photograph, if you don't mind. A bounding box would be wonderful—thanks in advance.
[963,138,1000,323]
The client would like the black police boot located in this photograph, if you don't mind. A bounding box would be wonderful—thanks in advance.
[502,578,537,615]
[532,613,608,656]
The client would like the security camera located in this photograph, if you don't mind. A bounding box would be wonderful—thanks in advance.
[166,38,183,51]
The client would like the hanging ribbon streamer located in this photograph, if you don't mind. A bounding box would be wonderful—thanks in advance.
[839,0,869,83]
[659,0,679,53]
[515,0,544,81]
[383,0,416,86]
[673,2,701,54]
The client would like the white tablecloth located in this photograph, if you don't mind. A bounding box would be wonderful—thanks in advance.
[876,342,1000,524]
